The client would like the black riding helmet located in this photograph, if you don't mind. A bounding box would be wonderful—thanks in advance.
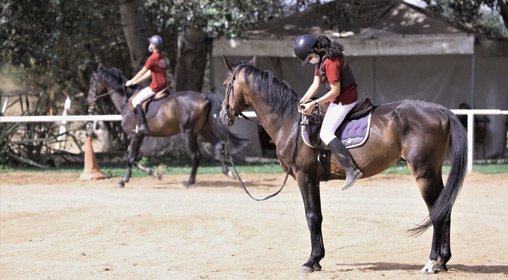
[294,34,317,66]
[148,35,163,50]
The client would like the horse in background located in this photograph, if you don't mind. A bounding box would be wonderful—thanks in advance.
[87,64,247,187]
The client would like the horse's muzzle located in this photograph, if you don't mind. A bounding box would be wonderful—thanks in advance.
[87,97,96,106]
[219,109,234,127]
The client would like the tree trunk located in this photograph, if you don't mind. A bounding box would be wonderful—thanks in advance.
[498,0,508,31]
[174,26,210,92]
[118,0,151,72]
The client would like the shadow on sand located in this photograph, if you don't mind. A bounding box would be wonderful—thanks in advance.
[337,262,508,274]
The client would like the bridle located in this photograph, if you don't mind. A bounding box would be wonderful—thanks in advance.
[89,73,129,104]
[222,63,300,201]
[222,64,253,122]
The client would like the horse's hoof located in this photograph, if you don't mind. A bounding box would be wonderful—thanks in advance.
[300,265,315,273]
[421,258,440,274]
[435,264,448,273]
[153,171,163,180]
[183,181,193,188]
[226,170,236,179]
[313,263,322,271]
[116,181,125,188]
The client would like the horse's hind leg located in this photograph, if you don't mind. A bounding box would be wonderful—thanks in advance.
[183,130,201,187]
[436,213,452,272]
[208,133,235,179]
[408,163,449,274]
[216,140,235,179]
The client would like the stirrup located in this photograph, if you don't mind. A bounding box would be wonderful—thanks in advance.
[132,125,149,135]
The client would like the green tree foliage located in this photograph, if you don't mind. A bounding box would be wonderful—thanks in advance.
[1,0,297,96]
[421,0,508,38]
[0,0,130,94]
[314,0,507,38]
[144,0,291,38]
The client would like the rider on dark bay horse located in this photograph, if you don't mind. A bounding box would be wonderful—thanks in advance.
[295,34,363,190]
[125,35,167,134]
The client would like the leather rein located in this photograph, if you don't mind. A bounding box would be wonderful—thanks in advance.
[90,77,129,104]
[223,64,300,201]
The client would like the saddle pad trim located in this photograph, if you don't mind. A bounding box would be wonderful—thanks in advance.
[340,113,371,149]
[300,112,372,150]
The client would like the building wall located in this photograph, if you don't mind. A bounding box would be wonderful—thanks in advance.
[213,49,508,158]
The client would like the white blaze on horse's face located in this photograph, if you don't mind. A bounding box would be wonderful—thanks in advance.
[87,73,98,105]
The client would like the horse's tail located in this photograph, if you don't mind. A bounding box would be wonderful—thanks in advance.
[203,93,249,159]
[410,106,468,236]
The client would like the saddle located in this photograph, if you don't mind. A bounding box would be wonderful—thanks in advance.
[301,96,374,181]
[301,96,374,150]
[128,88,170,119]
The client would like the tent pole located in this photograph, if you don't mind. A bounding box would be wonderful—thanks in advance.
[468,40,476,172]
[471,44,476,109]
[373,56,376,104]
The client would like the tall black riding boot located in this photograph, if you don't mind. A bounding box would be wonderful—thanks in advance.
[132,104,149,134]
[327,138,363,190]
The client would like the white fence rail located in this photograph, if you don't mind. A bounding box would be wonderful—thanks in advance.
[1,110,507,173]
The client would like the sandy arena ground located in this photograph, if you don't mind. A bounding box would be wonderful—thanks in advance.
[0,172,507,280]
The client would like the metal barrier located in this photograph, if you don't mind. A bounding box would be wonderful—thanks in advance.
[451,109,508,172]
[1,110,507,172]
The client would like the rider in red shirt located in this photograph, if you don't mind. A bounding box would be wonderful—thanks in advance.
[295,34,362,190]
[126,35,167,134]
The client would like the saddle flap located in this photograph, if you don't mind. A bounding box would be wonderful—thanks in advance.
[128,89,170,119]
[128,88,169,114]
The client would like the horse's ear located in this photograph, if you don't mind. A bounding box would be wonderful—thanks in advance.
[98,63,104,70]
[248,56,257,67]
[223,56,233,71]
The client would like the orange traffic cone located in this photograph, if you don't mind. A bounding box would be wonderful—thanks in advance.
[79,137,105,180]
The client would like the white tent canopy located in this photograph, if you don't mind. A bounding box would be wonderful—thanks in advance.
[211,2,508,159]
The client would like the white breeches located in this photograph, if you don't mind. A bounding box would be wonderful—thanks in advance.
[320,101,357,145]
[131,87,155,106]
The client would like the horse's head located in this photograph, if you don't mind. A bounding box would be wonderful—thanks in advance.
[220,56,256,127]
[87,64,107,105]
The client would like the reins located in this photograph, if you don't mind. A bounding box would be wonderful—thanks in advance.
[93,89,116,101]
[225,120,300,201]
[91,76,130,103]
[223,64,300,201]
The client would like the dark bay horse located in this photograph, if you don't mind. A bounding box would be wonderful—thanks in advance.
[220,57,467,274]
[87,64,246,187]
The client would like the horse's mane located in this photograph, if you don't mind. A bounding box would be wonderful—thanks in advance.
[240,65,299,118]
[96,65,142,97]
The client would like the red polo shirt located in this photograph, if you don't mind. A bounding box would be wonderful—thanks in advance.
[315,56,358,105]
[144,51,167,92]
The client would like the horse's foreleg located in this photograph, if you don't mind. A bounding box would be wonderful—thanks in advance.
[118,135,162,188]
[117,135,142,188]
[296,171,324,273]
[183,131,201,187]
